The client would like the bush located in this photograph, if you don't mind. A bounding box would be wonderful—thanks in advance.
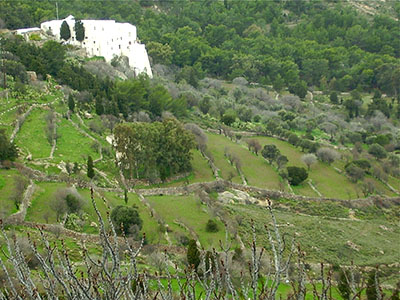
[317,147,340,164]
[287,166,308,185]
[368,143,387,160]
[65,194,83,213]
[205,219,219,232]
[111,205,142,236]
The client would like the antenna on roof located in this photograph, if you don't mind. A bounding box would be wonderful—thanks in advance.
[56,2,59,20]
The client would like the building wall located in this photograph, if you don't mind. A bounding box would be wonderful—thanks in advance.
[40,16,152,77]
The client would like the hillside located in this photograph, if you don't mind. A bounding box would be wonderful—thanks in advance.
[0,0,399,298]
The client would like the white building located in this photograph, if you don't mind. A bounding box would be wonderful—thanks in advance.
[40,15,152,77]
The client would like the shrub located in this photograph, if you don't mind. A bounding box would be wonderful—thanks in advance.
[317,147,340,164]
[368,143,387,160]
[65,194,83,213]
[345,163,365,182]
[205,219,219,232]
[111,205,142,236]
[287,166,308,185]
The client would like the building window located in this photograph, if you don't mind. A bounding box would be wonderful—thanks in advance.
[94,26,96,30]
[93,41,95,44]
[72,37,75,41]
[119,45,121,49]
[129,41,131,45]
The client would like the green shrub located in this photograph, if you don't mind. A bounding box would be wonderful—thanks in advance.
[65,194,82,213]
[205,219,219,232]
[29,33,41,41]
[111,205,143,236]
[287,166,308,185]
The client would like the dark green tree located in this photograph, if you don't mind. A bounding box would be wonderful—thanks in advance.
[124,189,128,205]
[87,156,94,179]
[287,166,308,185]
[221,110,236,126]
[95,98,104,115]
[65,194,82,213]
[366,270,379,300]
[205,219,219,232]
[186,239,200,270]
[261,144,281,165]
[74,19,85,42]
[368,143,387,160]
[330,91,338,104]
[0,129,18,161]
[60,21,71,41]
[111,205,142,236]
[337,268,351,300]
[68,94,75,112]
[289,80,307,99]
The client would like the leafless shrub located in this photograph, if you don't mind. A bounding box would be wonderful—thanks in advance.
[184,123,207,152]
[317,147,340,165]
[232,77,248,86]
[89,120,104,135]
[301,154,317,170]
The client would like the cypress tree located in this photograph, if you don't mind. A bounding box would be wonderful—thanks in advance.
[75,19,85,42]
[186,239,200,270]
[68,94,75,112]
[366,270,379,300]
[87,156,94,179]
[60,21,71,41]
[337,268,351,300]
[124,189,128,204]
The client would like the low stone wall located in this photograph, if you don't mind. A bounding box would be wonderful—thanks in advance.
[136,179,400,208]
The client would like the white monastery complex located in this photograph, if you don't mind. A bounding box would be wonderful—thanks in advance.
[39,15,152,77]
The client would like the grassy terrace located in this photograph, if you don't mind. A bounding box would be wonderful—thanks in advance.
[14,108,52,159]
[102,191,166,244]
[54,118,100,164]
[248,136,362,199]
[0,169,21,217]
[206,133,281,189]
[147,194,227,249]
[227,203,400,266]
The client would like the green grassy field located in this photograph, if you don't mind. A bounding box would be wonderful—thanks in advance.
[14,108,52,159]
[248,136,363,199]
[54,118,101,164]
[102,191,166,244]
[147,194,227,249]
[207,133,281,189]
[0,169,21,217]
[227,203,400,266]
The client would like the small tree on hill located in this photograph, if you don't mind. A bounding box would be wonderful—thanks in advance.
[87,156,94,179]
[337,268,351,300]
[366,270,379,300]
[74,19,85,42]
[368,143,387,160]
[301,153,317,170]
[317,147,340,165]
[186,239,200,270]
[206,219,219,232]
[330,91,338,104]
[111,205,142,236]
[287,166,308,185]
[0,129,18,161]
[68,94,75,112]
[60,21,71,41]
[262,144,280,165]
